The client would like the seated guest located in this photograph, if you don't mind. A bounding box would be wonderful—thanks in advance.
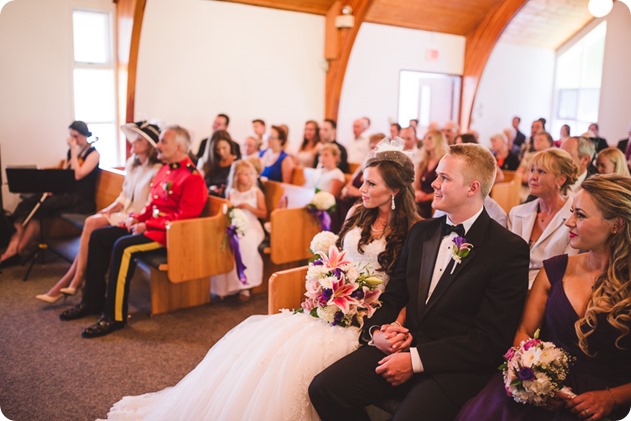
[390,122,401,139]
[615,122,631,159]
[211,160,266,302]
[347,117,371,164]
[338,133,384,221]
[58,125,208,338]
[517,130,554,186]
[596,147,630,176]
[455,133,477,144]
[295,120,320,168]
[309,144,530,421]
[561,136,596,193]
[399,127,421,169]
[314,119,349,173]
[259,125,295,183]
[314,144,345,198]
[242,136,260,159]
[197,125,241,173]
[516,130,554,201]
[509,149,578,288]
[490,132,519,171]
[414,129,448,218]
[204,132,238,197]
[196,113,239,163]
[457,174,631,421]
[0,121,100,268]
[36,122,162,303]
[557,123,571,147]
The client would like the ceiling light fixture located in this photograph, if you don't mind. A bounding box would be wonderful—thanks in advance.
[588,0,613,17]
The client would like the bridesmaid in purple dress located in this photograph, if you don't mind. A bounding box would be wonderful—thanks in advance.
[457,174,631,421]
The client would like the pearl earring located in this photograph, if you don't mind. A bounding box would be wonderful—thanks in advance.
[391,195,396,210]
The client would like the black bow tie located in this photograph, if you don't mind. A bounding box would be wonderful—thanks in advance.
[442,224,465,237]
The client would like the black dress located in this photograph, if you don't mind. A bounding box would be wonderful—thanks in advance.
[455,254,631,420]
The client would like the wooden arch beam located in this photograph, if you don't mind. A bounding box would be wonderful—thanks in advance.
[115,0,147,124]
[324,0,374,120]
[460,0,528,132]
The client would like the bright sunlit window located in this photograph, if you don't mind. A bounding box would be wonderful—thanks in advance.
[552,22,606,139]
[72,9,119,167]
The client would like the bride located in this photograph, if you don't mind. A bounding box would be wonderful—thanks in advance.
[104,146,420,421]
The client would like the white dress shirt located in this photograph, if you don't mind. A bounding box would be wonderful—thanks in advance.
[410,206,484,373]
[347,130,371,164]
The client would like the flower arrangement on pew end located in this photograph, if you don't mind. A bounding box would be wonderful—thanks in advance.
[306,191,337,231]
[295,232,384,328]
[224,205,249,284]
[499,329,575,407]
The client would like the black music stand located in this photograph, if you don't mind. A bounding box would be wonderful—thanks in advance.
[5,167,76,280]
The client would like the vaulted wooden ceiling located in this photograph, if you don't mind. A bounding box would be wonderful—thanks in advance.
[218,0,592,46]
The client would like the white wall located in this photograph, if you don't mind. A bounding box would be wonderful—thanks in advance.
[471,42,555,147]
[598,2,631,143]
[0,0,112,211]
[338,23,465,145]
[135,0,325,154]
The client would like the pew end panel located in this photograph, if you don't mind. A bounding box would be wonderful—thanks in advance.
[269,207,321,265]
[165,198,234,283]
[267,265,308,314]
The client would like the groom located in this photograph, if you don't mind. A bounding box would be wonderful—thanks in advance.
[309,144,529,420]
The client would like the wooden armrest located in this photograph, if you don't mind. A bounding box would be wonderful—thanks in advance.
[270,208,321,265]
[166,212,234,283]
[268,265,308,314]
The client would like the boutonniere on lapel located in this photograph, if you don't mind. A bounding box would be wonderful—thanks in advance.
[450,236,473,274]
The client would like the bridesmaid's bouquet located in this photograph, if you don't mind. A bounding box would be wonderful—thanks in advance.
[499,330,574,406]
[297,232,383,328]
[306,191,337,231]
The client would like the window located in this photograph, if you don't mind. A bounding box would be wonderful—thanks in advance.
[552,22,606,139]
[72,9,119,167]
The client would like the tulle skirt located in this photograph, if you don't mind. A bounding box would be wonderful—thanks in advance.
[104,312,360,421]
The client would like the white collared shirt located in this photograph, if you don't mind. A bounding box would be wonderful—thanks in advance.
[410,206,483,373]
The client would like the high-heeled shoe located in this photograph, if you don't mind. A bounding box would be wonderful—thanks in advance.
[60,287,78,296]
[35,294,63,304]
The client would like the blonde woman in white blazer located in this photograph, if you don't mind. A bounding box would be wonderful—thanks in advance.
[36,122,163,303]
[508,149,579,288]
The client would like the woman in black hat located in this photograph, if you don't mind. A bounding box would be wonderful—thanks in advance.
[0,121,100,269]
[35,122,162,303]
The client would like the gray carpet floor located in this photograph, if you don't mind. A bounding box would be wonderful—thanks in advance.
[0,257,268,421]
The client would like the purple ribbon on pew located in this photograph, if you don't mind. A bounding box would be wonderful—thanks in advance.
[307,208,331,231]
[226,225,248,285]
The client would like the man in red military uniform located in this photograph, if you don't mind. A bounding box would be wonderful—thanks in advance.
[60,125,209,338]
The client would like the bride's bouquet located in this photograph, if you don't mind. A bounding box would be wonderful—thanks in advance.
[499,330,574,406]
[297,232,383,328]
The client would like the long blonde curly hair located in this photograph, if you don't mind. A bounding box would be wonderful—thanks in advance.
[576,174,631,356]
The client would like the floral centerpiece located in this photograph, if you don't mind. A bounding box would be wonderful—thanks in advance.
[296,232,384,328]
[225,206,249,284]
[306,191,337,231]
[499,329,574,406]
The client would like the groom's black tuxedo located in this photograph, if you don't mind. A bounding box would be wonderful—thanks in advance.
[310,209,529,420]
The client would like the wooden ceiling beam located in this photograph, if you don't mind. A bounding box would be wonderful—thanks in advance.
[324,0,374,120]
[460,0,528,132]
[115,0,147,125]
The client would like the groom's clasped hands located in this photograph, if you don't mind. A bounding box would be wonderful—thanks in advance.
[373,322,414,386]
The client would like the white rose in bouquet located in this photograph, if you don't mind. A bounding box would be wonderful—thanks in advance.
[310,191,336,211]
[309,231,339,255]
[229,208,249,237]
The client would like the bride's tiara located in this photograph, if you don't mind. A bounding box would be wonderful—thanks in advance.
[366,137,415,183]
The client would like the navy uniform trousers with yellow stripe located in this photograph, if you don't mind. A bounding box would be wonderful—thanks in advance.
[82,226,163,323]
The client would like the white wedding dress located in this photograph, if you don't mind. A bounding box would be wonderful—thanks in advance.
[104,227,387,421]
